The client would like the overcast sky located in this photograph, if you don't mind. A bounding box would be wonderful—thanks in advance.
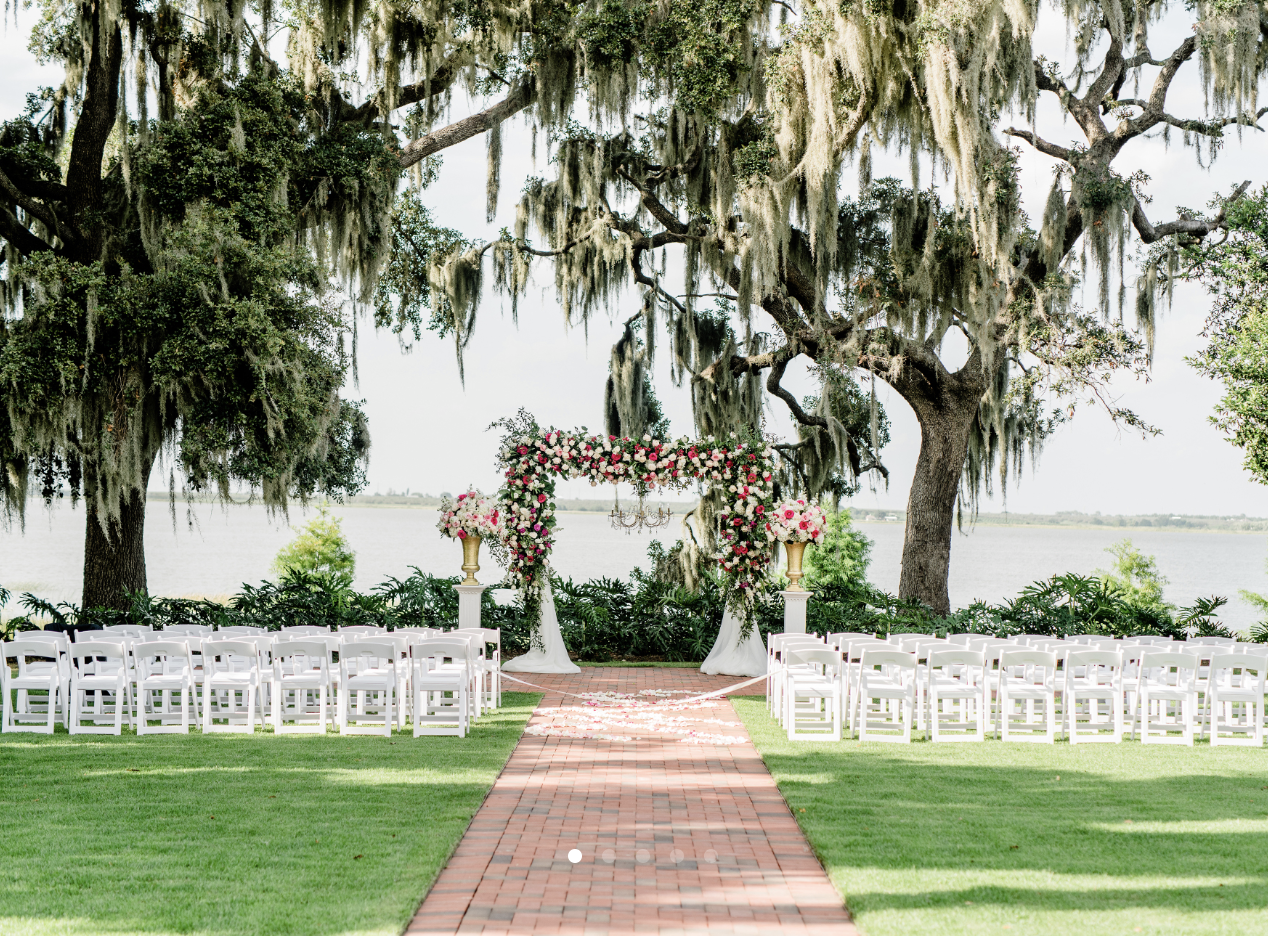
[3,6,1266,518]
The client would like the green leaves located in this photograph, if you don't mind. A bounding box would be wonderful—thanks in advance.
[1181,186,1268,485]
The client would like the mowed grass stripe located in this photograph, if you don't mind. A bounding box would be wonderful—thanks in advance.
[0,692,539,935]
[733,696,1268,936]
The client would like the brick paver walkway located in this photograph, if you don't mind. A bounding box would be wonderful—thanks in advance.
[406,668,856,936]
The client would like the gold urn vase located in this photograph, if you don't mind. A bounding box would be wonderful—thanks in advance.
[784,540,808,591]
[460,535,483,585]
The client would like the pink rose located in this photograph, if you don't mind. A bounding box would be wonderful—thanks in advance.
[783,509,794,520]
[537,493,547,503]
[799,520,809,530]
[518,445,528,455]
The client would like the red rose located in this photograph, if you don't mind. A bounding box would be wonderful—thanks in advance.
[756,506,765,514]
[784,509,794,520]
[518,445,528,455]
[799,520,809,529]
[537,494,547,503]
[747,473,757,483]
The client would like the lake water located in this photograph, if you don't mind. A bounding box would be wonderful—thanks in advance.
[3,501,1266,632]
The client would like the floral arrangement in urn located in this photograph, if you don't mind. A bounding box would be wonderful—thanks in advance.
[436,487,503,540]
[765,499,827,543]
[437,488,504,585]
[765,499,827,591]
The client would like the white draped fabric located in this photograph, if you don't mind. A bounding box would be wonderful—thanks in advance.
[502,582,581,674]
[700,609,768,677]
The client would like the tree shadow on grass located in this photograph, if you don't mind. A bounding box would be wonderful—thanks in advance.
[734,698,1268,929]
[0,693,539,935]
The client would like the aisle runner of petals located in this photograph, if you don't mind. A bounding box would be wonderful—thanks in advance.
[522,688,748,745]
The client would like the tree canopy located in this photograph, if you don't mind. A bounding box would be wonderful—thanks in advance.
[412,0,1267,612]
[3,0,1264,612]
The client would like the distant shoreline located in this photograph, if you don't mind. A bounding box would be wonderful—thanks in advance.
[136,491,1268,535]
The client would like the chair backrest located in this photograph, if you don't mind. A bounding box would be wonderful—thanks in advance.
[203,639,262,665]
[340,624,386,634]
[1068,634,1113,644]
[410,641,470,668]
[14,630,69,651]
[2,638,65,662]
[785,647,842,669]
[339,639,396,662]
[885,633,927,642]
[1194,636,1236,646]
[270,639,331,677]
[847,640,896,660]
[1140,650,1199,672]
[1209,653,1267,686]
[928,648,986,670]
[948,632,993,645]
[217,625,263,637]
[133,639,192,673]
[1064,648,1123,670]
[69,639,128,667]
[860,648,917,669]
[281,625,329,635]
[1125,635,1164,645]
[999,649,1058,669]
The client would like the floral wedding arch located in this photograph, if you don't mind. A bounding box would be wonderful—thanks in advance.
[493,413,778,647]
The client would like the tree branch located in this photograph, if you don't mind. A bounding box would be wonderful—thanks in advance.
[1113,36,1197,145]
[766,348,829,428]
[1002,127,1073,161]
[1131,180,1251,243]
[347,52,466,123]
[0,167,65,239]
[1113,100,1268,136]
[0,204,56,255]
[397,75,536,170]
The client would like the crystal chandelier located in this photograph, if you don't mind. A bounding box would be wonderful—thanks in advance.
[609,493,673,533]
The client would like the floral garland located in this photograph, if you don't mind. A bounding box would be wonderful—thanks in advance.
[436,487,504,540]
[495,421,777,644]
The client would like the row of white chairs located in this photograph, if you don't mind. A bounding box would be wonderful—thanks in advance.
[766,631,1268,746]
[1,625,502,738]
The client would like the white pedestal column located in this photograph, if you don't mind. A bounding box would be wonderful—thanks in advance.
[780,589,812,634]
[456,584,487,631]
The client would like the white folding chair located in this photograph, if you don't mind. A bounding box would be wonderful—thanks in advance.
[784,647,843,741]
[1063,649,1123,744]
[854,649,917,743]
[845,640,899,735]
[411,640,472,737]
[996,649,1058,743]
[67,639,132,734]
[270,639,333,733]
[338,639,398,736]
[134,639,197,734]
[1,638,66,733]
[1136,651,1199,746]
[926,648,987,742]
[1205,653,1266,747]
[202,639,267,733]
[218,625,267,637]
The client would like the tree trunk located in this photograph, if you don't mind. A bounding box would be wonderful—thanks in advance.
[895,359,986,616]
[82,482,151,615]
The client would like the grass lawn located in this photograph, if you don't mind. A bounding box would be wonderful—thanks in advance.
[733,697,1268,936]
[0,692,539,935]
